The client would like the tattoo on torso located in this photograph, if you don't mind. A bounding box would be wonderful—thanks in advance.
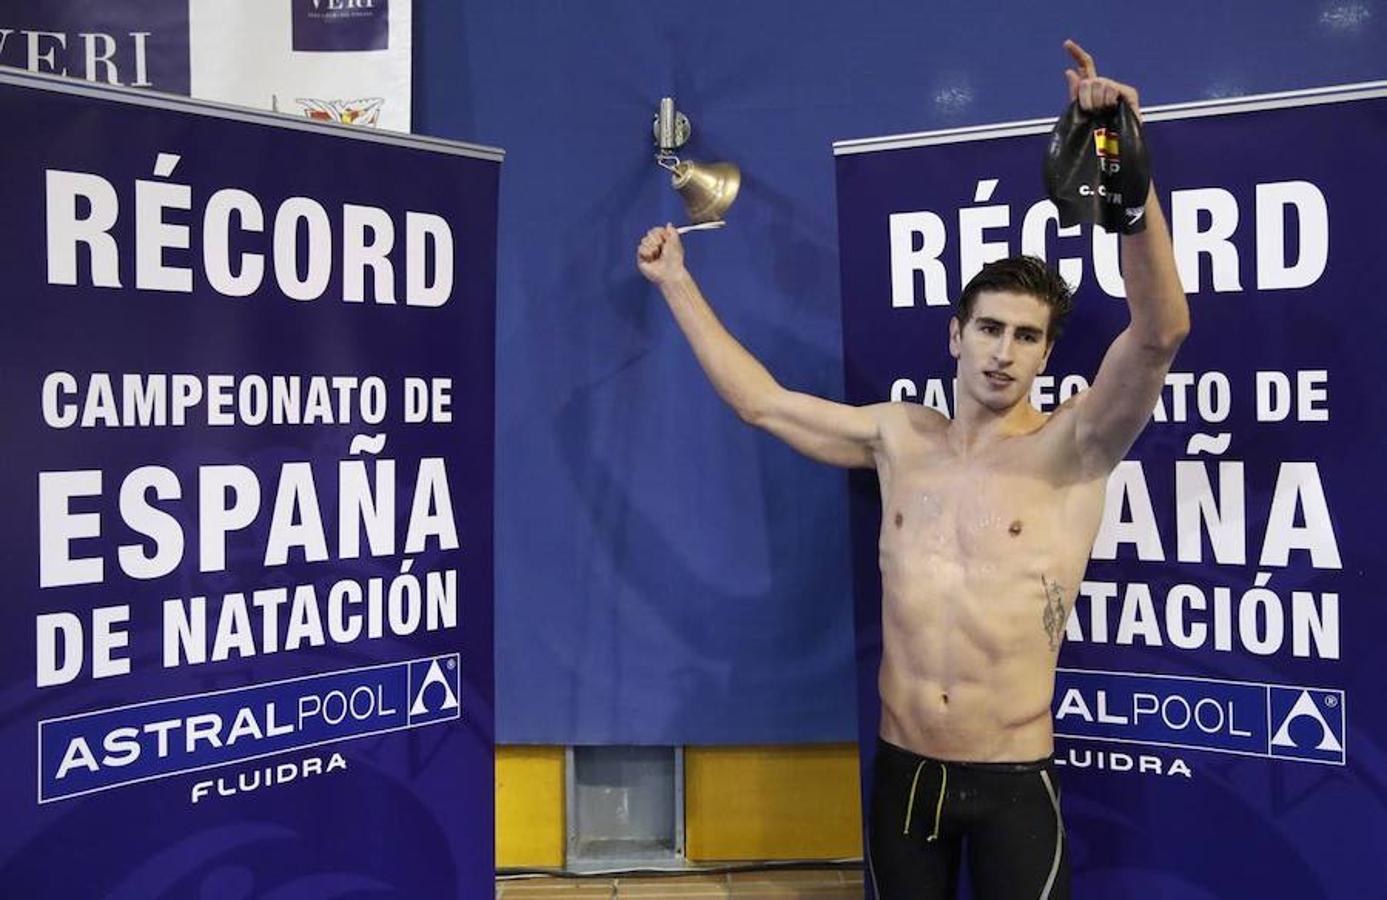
[1041,574,1068,651]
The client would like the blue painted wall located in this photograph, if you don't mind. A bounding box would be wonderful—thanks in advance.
[413,1,1385,744]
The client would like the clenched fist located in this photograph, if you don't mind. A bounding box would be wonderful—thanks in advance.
[636,224,687,285]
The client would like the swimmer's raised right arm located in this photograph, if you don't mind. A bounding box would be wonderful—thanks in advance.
[637,224,890,469]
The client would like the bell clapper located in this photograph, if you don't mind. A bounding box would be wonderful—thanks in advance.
[675,220,727,234]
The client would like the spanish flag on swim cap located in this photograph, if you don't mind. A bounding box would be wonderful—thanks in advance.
[1044,98,1151,235]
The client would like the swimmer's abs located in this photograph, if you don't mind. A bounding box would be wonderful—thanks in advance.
[879,670,1057,763]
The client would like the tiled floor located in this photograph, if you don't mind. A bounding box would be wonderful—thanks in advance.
[496,868,864,899]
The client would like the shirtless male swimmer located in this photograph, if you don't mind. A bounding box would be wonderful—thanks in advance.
[637,41,1188,900]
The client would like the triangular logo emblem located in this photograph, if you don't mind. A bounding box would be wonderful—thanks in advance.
[1270,691,1342,752]
[410,659,459,715]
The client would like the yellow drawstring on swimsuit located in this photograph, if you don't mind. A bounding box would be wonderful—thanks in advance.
[928,762,948,841]
[902,759,948,841]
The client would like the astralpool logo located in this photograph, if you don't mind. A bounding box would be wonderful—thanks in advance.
[1268,687,1344,762]
[1053,668,1345,766]
[37,654,461,803]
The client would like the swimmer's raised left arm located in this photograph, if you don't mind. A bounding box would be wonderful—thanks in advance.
[1062,40,1190,472]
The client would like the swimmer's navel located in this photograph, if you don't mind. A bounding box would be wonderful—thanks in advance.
[1008,520,1023,536]
[894,512,904,529]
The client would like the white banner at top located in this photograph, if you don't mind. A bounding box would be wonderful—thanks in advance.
[190,0,412,132]
[0,2,412,133]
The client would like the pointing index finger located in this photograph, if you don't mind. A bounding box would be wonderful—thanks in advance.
[1064,39,1097,79]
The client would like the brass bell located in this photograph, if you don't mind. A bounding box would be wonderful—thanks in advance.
[653,97,740,228]
[671,160,741,225]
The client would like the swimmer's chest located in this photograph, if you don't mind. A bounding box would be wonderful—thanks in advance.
[880,439,1086,557]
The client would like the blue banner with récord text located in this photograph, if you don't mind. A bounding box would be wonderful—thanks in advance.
[0,71,500,898]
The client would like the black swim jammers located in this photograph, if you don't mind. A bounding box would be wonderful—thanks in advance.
[867,739,1069,900]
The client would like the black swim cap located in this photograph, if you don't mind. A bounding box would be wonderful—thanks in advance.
[1044,99,1150,235]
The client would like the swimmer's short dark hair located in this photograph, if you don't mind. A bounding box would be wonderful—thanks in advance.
[955,256,1075,343]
